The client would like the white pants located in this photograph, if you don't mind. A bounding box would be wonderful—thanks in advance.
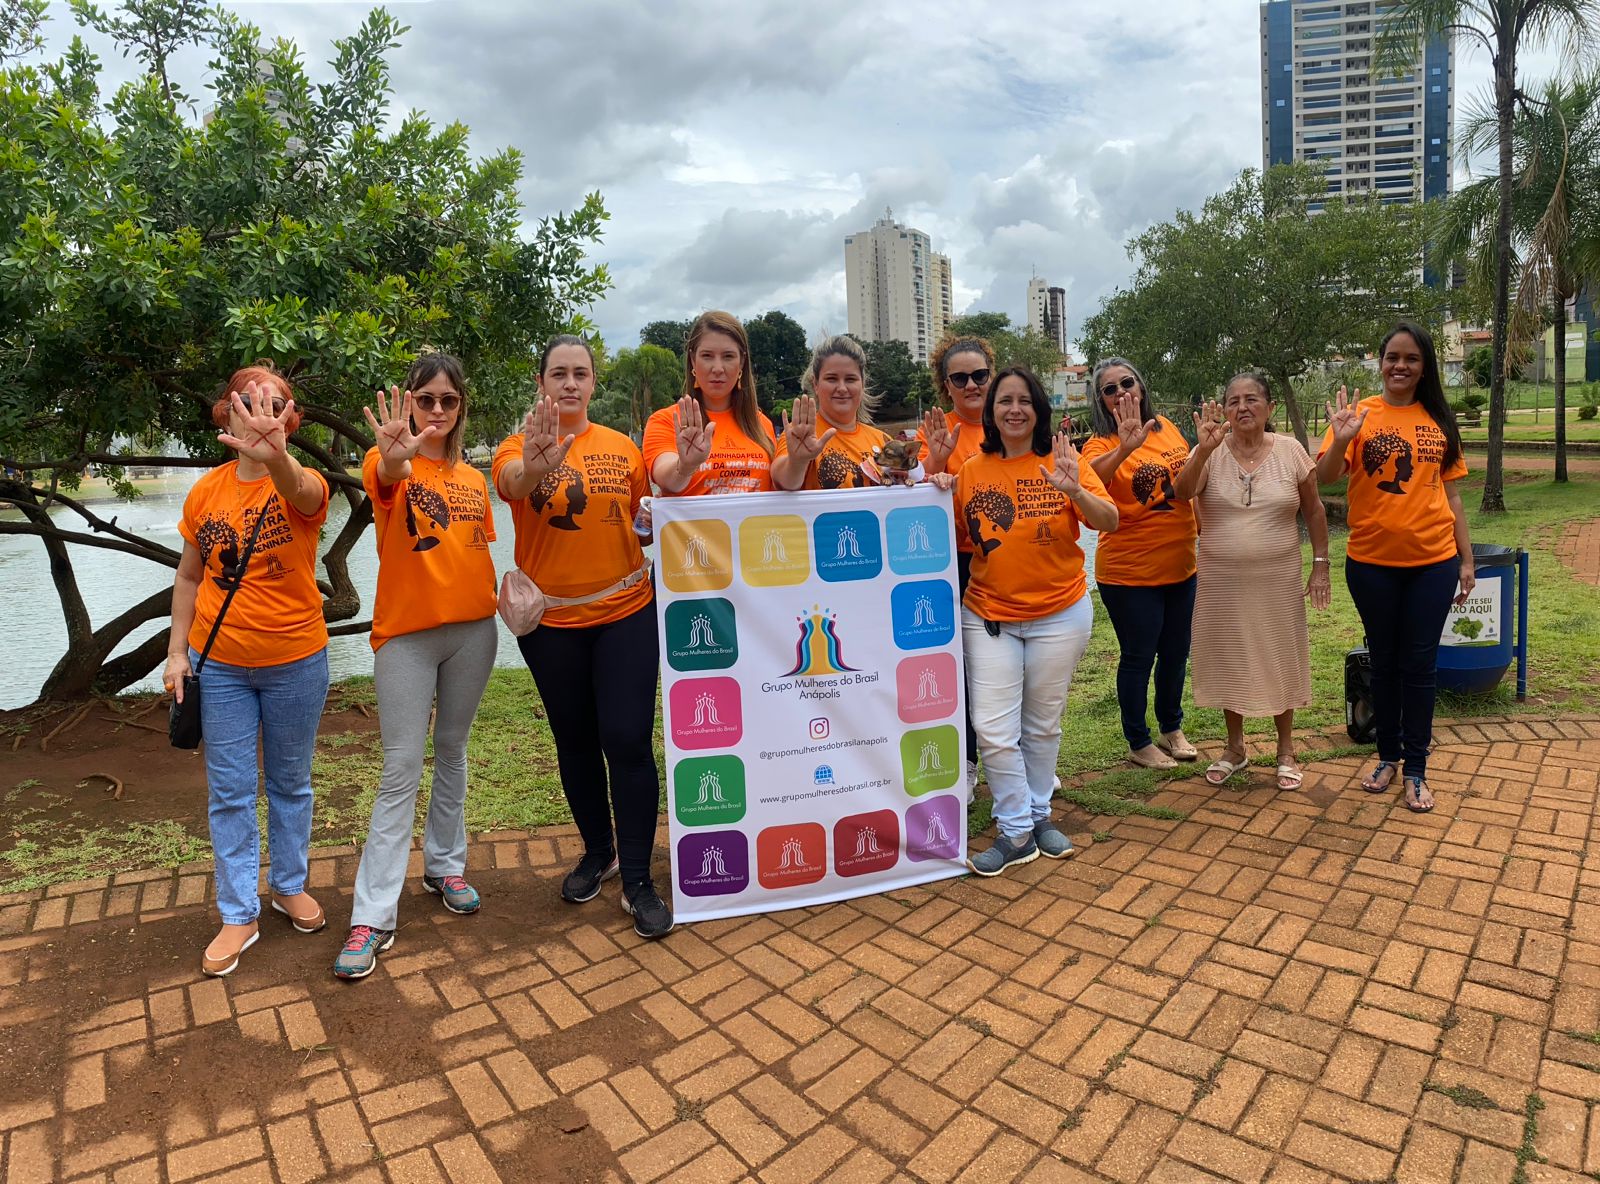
[962,597,1094,843]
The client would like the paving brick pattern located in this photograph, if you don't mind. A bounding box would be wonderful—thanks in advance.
[3,716,1599,1183]
[1552,518,1600,587]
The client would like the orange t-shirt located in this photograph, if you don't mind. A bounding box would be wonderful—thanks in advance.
[179,462,330,668]
[954,450,1111,621]
[1317,396,1468,566]
[918,408,985,552]
[775,421,891,489]
[493,425,652,628]
[642,405,775,496]
[362,450,498,650]
[1081,418,1197,586]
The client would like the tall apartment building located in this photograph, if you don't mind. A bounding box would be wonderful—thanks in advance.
[844,211,953,363]
[1260,0,1453,209]
[1025,277,1069,357]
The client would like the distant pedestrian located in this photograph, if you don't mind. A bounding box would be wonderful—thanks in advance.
[1316,322,1473,813]
[164,364,331,977]
[335,355,499,981]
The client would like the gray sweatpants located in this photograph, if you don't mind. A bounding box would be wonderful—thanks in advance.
[350,616,498,930]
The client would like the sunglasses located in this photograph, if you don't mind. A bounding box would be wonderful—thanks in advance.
[414,394,461,412]
[1099,375,1139,399]
[946,369,991,389]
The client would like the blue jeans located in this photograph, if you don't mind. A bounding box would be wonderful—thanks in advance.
[1097,576,1197,750]
[194,646,329,925]
[1345,557,1458,778]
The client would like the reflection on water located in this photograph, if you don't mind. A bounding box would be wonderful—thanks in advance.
[0,469,1095,709]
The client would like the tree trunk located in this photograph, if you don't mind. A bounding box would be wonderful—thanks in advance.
[8,487,96,700]
[36,587,174,702]
[319,495,372,623]
[1276,371,1310,451]
[93,629,174,696]
[1554,288,1569,484]
[1483,39,1515,513]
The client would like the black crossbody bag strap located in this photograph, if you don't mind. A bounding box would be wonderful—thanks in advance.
[193,495,274,675]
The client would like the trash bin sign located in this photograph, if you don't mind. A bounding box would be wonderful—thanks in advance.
[1437,544,1529,698]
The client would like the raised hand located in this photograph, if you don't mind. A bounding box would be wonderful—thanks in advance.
[780,394,838,464]
[362,385,438,471]
[217,381,292,462]
[1192,399,1229,452]
[673,394,715,472]
[1326,385,1369,446]
[521,394,575,476]
[1040,430,1085,497]
[920,407,957,473]
[1114,392,1156,452]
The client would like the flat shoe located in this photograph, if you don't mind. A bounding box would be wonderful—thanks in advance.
[1276,764,1304,791]
[202,928,259,978]
[1129,747,1178,770]
[1360,760,1398,794]
[1205,756,1249,786]
[1156,732,1198,761]
[1403,776,1435,813]
[271,895,327,934]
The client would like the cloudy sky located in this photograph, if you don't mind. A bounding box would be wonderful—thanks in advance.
[36,0,1564,358]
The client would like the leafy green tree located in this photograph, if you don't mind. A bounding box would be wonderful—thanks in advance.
[602,343,681,437]
[1435,73,1600,483]
[947,311,1013,339]
[1466,344,1495,388]
[1380,0,1600,510]
[859,338,921,420]
[0,3,609,702]
[992,327,1064,379]
[639,318,694,358]
[1079,163,1439,448]
[743,310,807,411]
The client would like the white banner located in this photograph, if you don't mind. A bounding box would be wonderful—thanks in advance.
[1441,577,1501,647]
[654,485,968,923]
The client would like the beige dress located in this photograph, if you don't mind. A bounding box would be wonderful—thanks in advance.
[1191,434,1314,715]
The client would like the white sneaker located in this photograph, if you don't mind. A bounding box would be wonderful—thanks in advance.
[1052,775,1062,790]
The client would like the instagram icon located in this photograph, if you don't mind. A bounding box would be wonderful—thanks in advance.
[808,718,830,741]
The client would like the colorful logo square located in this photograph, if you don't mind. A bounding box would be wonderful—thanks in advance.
[906,796,962,862]
[900,725,960,796]
[661,520,733,592]
[890,580,955,650]
[668,677,743,750]
[756,823,827,889]
[738,515,810,586]
[813,511,883,582]
[672,756,746,826]
[896,653,960,724]
[664,598,739,672]
[886,506,953,575]
[677,831,750,896]
[833,809,900,877]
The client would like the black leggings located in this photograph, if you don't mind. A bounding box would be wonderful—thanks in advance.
[519,601,661,887]
[1097,576,1197,751]
[1345,556,1458,779]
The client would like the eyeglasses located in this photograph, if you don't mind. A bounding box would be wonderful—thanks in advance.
[946,369,990,389]
[414,394,462,412]
[1099,375,1139,399]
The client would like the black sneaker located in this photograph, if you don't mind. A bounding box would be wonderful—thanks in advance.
[621,880,675,939]
[561,849,619,903]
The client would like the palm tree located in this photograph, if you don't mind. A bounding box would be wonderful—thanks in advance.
[1381,0,1600,510]
[1435,74,1600,481]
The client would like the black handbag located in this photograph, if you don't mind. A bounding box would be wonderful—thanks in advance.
[1344,645,1376,744]
[169,498,273,749]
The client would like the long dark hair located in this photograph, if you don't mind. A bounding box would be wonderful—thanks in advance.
[681,310,774,456]
[980,366,1054,456]
[1381,321,1461,470]
[1087,356,1163,437]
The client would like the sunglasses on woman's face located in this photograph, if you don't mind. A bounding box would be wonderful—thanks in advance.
[947,369,990,389]
[1099,375,1139,399]
[414,394,461,412]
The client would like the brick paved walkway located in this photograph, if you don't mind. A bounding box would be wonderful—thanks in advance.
[3,716,1599,1184]
[1552,518,1600,587]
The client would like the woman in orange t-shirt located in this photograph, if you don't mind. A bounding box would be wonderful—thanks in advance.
[334,354,499,981]
[938,367,1119,877]
[163,364,332,977]
[1316,322,1474,814]
[772,335,916,490]
[642,310,775,498]
[916,334,996,793]
[494,335,670,939]
[1081,357,1200,771]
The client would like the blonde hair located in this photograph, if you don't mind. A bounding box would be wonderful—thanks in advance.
[800,335,879,424]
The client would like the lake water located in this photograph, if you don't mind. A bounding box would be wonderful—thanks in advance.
[0,468,1096,708]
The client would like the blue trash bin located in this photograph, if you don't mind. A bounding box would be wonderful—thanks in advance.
[1436,543,1524,695]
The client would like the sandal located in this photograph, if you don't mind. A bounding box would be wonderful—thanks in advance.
[1130,745,1178,770]
[1157,731,1199,761]
[1360,760,1397,794]
[1403,776,1434,814]
[1205,754,1249,785]
[1276,764,1304,791]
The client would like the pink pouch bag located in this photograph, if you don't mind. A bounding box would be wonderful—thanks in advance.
[497,564,652,637]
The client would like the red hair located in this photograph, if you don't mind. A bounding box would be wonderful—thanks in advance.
[211,365,301,433]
